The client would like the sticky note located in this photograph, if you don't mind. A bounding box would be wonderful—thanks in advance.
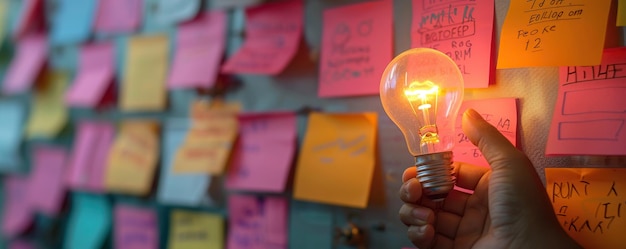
[105,121,160,195]
[293,112,377,208]
[9,240,36,249]
[210,0,263,9]
[497,0,611,68]
[121,35,169,112]
[2,33,47,94]
[64,193,111,249]
[65,42,115,107]
[157,119,212,206]
[454,98,517,166]
[169,11,227,89]
[154,0,200,25]
[318,0,392,97]
[12,0,44,39]
[27,145,67,216]
[227,195,288,249]
[25,71,68,138]
[1,176,33,238]
[0,0,9,49]
[411,0,494,88]
[50,0,98,45]
[221,0,303,75]
[114,205,158,249]
[225,112,297,193]
[289,201,333,249]
[66,121,116,192]
[172,100,240,174]
[168,209,224,249]
[546,47,626,155]
[94,0,142,34]
[545,168,626,249]
[0,100,25,172]
[618,0,626,26]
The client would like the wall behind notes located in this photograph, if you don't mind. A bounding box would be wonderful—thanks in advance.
[1,0,625,248]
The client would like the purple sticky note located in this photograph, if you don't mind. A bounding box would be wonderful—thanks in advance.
[66,121,115,192]
[3,33,47,94]
[94,0,142,34]
[227,195,288,249]
[225,112,296,193]
[27,145,67,216]
[168,11,227,89]
[114,205,159,249]
[65,42,115,107]
[1,176,33,238]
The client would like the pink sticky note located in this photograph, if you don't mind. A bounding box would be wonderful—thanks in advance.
[225,112,297,193]
[114,205,158,249]
[411,0,495,88]
[9,240,36,249]
[27,145,67,216]
[546,47,626,156]
[1,176,33,238]
[65,42,115,107]
[66,121,115,192]
[12,0,45,39]
[168,11,227,89]
[227,195,288,249]
[221,0,303,75]
[3,33,47,94]
[454,98,517,167]
[94,0,142,34]
[318,0,393,97]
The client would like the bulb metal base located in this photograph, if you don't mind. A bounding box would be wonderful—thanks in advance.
[415,151,456,202]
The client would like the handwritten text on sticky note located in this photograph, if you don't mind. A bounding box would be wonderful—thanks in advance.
[227,195,288,249]
[114,205,158,249]
[169,210,224,249]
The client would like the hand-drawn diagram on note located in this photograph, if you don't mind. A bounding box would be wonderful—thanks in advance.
[546,47,626,155]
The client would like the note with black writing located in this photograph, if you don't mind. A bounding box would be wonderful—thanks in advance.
[114,205,158,249]
[227,195,288,249]
[168,210,224,249]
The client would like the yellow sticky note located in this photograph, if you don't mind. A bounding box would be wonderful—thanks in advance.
[618,0,626,26]
[497,0,611,68]
[121,35,168,111]
[545,168,626,249]
[293,112,377,208]
[105,121,160,195]
[168,210,224,249]
[26,71,68,138]
[172,100,240,174]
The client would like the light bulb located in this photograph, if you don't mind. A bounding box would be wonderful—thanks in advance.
[380,48,464,201]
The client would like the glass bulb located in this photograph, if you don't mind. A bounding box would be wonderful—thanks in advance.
[380,48,464,201]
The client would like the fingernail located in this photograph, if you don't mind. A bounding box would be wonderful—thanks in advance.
[418,224,428,233]
[411,208,428,221]
[465,108,484,121]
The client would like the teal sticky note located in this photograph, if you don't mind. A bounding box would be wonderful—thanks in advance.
[50,0,98,45]
[0,99,25,172]
[64,193,112,249]
[289,201,333,249]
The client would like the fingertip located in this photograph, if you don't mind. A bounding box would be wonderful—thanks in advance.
[402,166,417,182]
[400,178,422,203]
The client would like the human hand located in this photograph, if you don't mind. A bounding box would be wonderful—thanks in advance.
[398,109,581,249]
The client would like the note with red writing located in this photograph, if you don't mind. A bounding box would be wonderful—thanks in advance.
[1,176,33,238]
[454,98,517,167]
[65,42,115,107]
[225,112,297,193]
[221,0,303,75]
[25,71,68,138]
[546,47,626,155]
[64,193,111,249]
[318,0,392,97]
[169,11,227,89]
[227,195,288,249]
[94,0,142,34]
[411,0,494,88]
[27,145,67,216]
[293,112,377,208]
[545,168,626,249]
[12,0,45,39]
[66,121,115,192]
[154,0,200,25]
[3,33,47,94]
[114,205,158,249]
[168,210,224,249]
[498,0,611,68]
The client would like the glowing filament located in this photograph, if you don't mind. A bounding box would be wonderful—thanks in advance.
[404,81,439,102]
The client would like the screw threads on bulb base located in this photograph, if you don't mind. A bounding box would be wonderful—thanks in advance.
[415,151,456,202]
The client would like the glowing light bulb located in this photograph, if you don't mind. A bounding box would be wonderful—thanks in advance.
[380,48,464,201]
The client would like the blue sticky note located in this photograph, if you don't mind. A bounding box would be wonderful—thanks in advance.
[154,0,200,25]
[289,201,333,249]
[50,0,98,45]
[64,193,111,249]
[156,119,212,206]
[0,100,25,172]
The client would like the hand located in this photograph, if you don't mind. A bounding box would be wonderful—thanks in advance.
[398,109,581,249]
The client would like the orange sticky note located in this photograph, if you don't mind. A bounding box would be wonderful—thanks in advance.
[168,210,224,249]
[25,71,68,138]
[293,112,377,208]
[545,168,626,249]
[172,100,240,174]
[105,121,160,195]
[121,35,169,112]
[497,0,611,68]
